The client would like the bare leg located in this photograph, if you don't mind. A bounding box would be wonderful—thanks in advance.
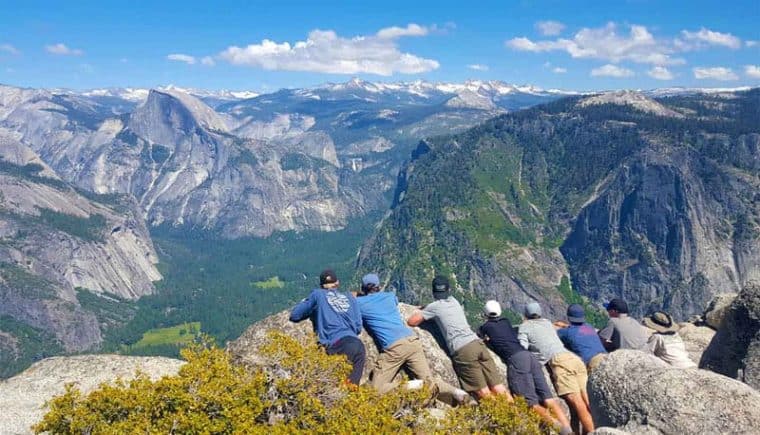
[544,398,571,429]
[489,383,514,402]
[474,386,492,399]
[563,393,595,434]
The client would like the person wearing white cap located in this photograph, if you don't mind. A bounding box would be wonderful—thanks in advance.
[518,301,595,434]
[479,300,572,435]
[355,273,470,404]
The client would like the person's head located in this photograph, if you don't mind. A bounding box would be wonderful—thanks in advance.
[643,311,679,334]
[604,298,628,318]
[524,302,542,319]
[319,269,339,289]
[484,300,502,319]
[359,273,381,296]
[431,275,450,300]
[566,303,585,325]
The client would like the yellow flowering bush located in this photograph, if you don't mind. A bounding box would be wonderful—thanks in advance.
[34,332,544,434]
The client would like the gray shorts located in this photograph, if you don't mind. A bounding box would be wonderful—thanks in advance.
[507,350,553,406]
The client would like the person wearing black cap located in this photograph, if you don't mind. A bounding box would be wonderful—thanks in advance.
[407,276,509,400]
[643,311,696,369]
[598,298,649,352]
[290,269,366,385]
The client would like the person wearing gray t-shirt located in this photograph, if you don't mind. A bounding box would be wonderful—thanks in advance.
[598,298,650,352]
[407,276,509,400]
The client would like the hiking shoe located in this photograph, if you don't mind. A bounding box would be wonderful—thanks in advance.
[406,379,425,390]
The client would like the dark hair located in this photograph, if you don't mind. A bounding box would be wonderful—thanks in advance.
[360,282,381,295]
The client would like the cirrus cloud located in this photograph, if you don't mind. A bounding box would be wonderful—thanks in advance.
[745,65,760,79]
[647,66,674,80]
[45,43,84,56]
[167,53,196,64]
[218,25,439,76]
[591,64,635,78]
[1,43,19,55]
[693,67,738,81]
[552,67,567,73]
[467,63,489,71]
[535,20,565,36]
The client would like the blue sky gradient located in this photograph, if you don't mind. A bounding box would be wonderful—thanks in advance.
[1,0,758,91]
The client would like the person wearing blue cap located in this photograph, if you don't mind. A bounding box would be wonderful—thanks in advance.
[555,304,607,371]
[355,273,470,404]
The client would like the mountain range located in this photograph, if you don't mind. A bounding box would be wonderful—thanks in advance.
[0,78,757,377]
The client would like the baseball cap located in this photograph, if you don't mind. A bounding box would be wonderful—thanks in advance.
[432,276,450,299]
[603,298,629,313]
[484,300,502,318]
[361,273,380,287]
[566,304,585,323]
[524,302,542,318]
[319,269,338,286]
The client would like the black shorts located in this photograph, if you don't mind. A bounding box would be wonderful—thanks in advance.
[507,350,554,406]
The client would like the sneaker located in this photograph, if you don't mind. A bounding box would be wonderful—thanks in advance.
[406,379,424,390]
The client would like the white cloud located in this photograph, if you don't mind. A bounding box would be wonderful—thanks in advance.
[376,23,428,39]
[167,53,196,64]
[552,67,567,73]
[745,65,760,79]
[677,28,741,50]
[591,64,635,78]
[0,43,19,55]
[747,40,759,48]
[647,66,674,80]
[201,56,215,66]
[693,67,738,81]
[535,20,565,36]
[507,22,684,65]
[467,63,489,71]
[45,43,84,56]
[218,25,439,76]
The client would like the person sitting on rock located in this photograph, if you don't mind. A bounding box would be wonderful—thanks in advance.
[290,268,366,385]
[598,298,649,352]
[519,302,595,434]
[355,273,470,404]
[407,275,510,401]
[554,304,607,372]
[479,300,573,435]
[643,311,697,369]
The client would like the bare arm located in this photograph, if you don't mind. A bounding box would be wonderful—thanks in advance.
[407,310,425,327]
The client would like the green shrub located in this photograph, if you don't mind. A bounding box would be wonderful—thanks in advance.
[35,332,544,434]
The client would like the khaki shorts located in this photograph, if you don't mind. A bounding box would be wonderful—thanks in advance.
[549,351,588,396]
[452,339,502,392]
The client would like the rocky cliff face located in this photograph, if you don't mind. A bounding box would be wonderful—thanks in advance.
[0,136,161,373]
[359,90,760,320]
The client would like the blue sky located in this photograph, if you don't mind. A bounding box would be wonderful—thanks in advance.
[1,0,758,92]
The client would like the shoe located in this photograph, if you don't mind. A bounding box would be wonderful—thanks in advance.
[406,379,424,390]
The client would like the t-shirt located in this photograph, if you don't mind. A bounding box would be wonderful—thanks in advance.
[557,323,607,365]
[420,296,478,354]
[289,288,362,346]
[598,314,649,351]
[648,332,697,369]
[478,318,525,361]
[356,292,414,351]
[517,318,567,365]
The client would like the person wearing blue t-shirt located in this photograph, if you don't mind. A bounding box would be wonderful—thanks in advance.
[290,269,365,385]
[356,273,469,404]
[555,304,607,371]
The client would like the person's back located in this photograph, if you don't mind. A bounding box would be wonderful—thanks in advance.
[644,311,697,369]
[356,291,413,351]
[422,296,478,354]
[478,317,525,361]
[599,299,649,352]
[518,317,567,365]
[290,269,365,384]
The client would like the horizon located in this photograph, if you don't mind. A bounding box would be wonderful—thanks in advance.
[1,1,759,92]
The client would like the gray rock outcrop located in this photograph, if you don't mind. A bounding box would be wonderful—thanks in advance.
[0,355,184,435]
[676,322,715,364]
[702,292,737,330]
[700,282,760,389]
[589,350,760,434]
